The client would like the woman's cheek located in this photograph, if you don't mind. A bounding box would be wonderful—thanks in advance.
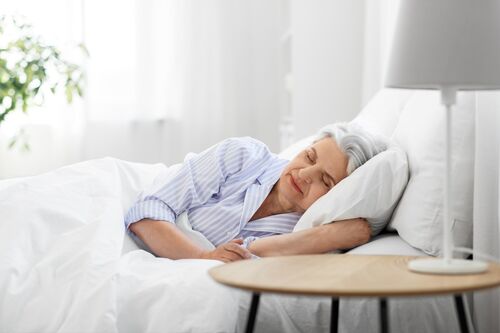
[303,188,319,207]
[313,187,329,203]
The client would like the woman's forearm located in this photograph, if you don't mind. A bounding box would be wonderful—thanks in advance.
[129,219,205,259]
[248,218,371,257]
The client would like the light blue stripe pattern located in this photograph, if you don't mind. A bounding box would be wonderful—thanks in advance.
[124,137,301,246]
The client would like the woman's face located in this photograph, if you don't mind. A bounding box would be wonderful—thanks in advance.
[277,137,349,213]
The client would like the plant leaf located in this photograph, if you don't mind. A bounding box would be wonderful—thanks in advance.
[65,85,73,103]
[7,136,17,149]
[78,43,90,57]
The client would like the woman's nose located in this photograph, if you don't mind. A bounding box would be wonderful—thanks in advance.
[298,168,313,184]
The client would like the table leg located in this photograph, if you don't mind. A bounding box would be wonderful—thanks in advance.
[245,292,260,333]
[454,294,470,333]
[380,298,389,333]
[330,298,339,333]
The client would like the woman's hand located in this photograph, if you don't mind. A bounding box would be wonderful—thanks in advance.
[200,239,252,263]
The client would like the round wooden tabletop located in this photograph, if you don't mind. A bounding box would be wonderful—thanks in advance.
[208,254,500,297]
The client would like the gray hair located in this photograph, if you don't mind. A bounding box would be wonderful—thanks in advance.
[315,123,388,175]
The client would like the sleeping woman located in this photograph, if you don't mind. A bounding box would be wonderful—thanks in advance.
[125,123,387,262]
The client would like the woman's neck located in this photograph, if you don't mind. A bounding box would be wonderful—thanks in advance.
[249,184,293,221]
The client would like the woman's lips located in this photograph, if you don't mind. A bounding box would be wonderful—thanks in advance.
[290,174,303,194]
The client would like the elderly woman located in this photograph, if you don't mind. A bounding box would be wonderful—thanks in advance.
[125,123,386,262]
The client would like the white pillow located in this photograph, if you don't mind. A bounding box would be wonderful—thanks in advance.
[388,90,475,257]
[280,138,409,236]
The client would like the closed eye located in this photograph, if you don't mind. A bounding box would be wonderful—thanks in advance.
[307,150,332,188]
[323,177,331,188]
[306,151,314,162]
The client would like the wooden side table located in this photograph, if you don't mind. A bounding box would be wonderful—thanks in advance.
[209,254,500,333]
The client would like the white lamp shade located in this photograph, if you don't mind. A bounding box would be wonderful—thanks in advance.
[386,0,500,90]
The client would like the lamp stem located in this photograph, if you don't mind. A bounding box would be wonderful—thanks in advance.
[441,86,456,263]
[443,103,453,262]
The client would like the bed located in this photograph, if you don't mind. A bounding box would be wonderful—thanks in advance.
[0,88,475,332]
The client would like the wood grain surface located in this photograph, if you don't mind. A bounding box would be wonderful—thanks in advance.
[209,254,500,297]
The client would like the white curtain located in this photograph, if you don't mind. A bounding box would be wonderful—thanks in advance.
[0,0,283,175]
[83,0,282,165]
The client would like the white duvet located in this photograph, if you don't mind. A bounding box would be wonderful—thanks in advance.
[0,158,242,333]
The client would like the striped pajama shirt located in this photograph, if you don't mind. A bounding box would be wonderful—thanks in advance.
[124,137,301,247]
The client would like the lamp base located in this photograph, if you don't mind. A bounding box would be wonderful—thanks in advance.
[408,258,488,275]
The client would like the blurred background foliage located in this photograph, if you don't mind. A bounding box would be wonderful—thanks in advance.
[0,15,87,150]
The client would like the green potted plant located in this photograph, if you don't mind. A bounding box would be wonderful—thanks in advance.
[0,15,87,149]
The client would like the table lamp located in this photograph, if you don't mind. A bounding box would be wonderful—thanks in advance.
[385,0,500,274]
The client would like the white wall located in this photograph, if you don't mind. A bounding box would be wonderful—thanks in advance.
[473,91,500,333]
[361,0,400,105]
[290,0,366,139]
